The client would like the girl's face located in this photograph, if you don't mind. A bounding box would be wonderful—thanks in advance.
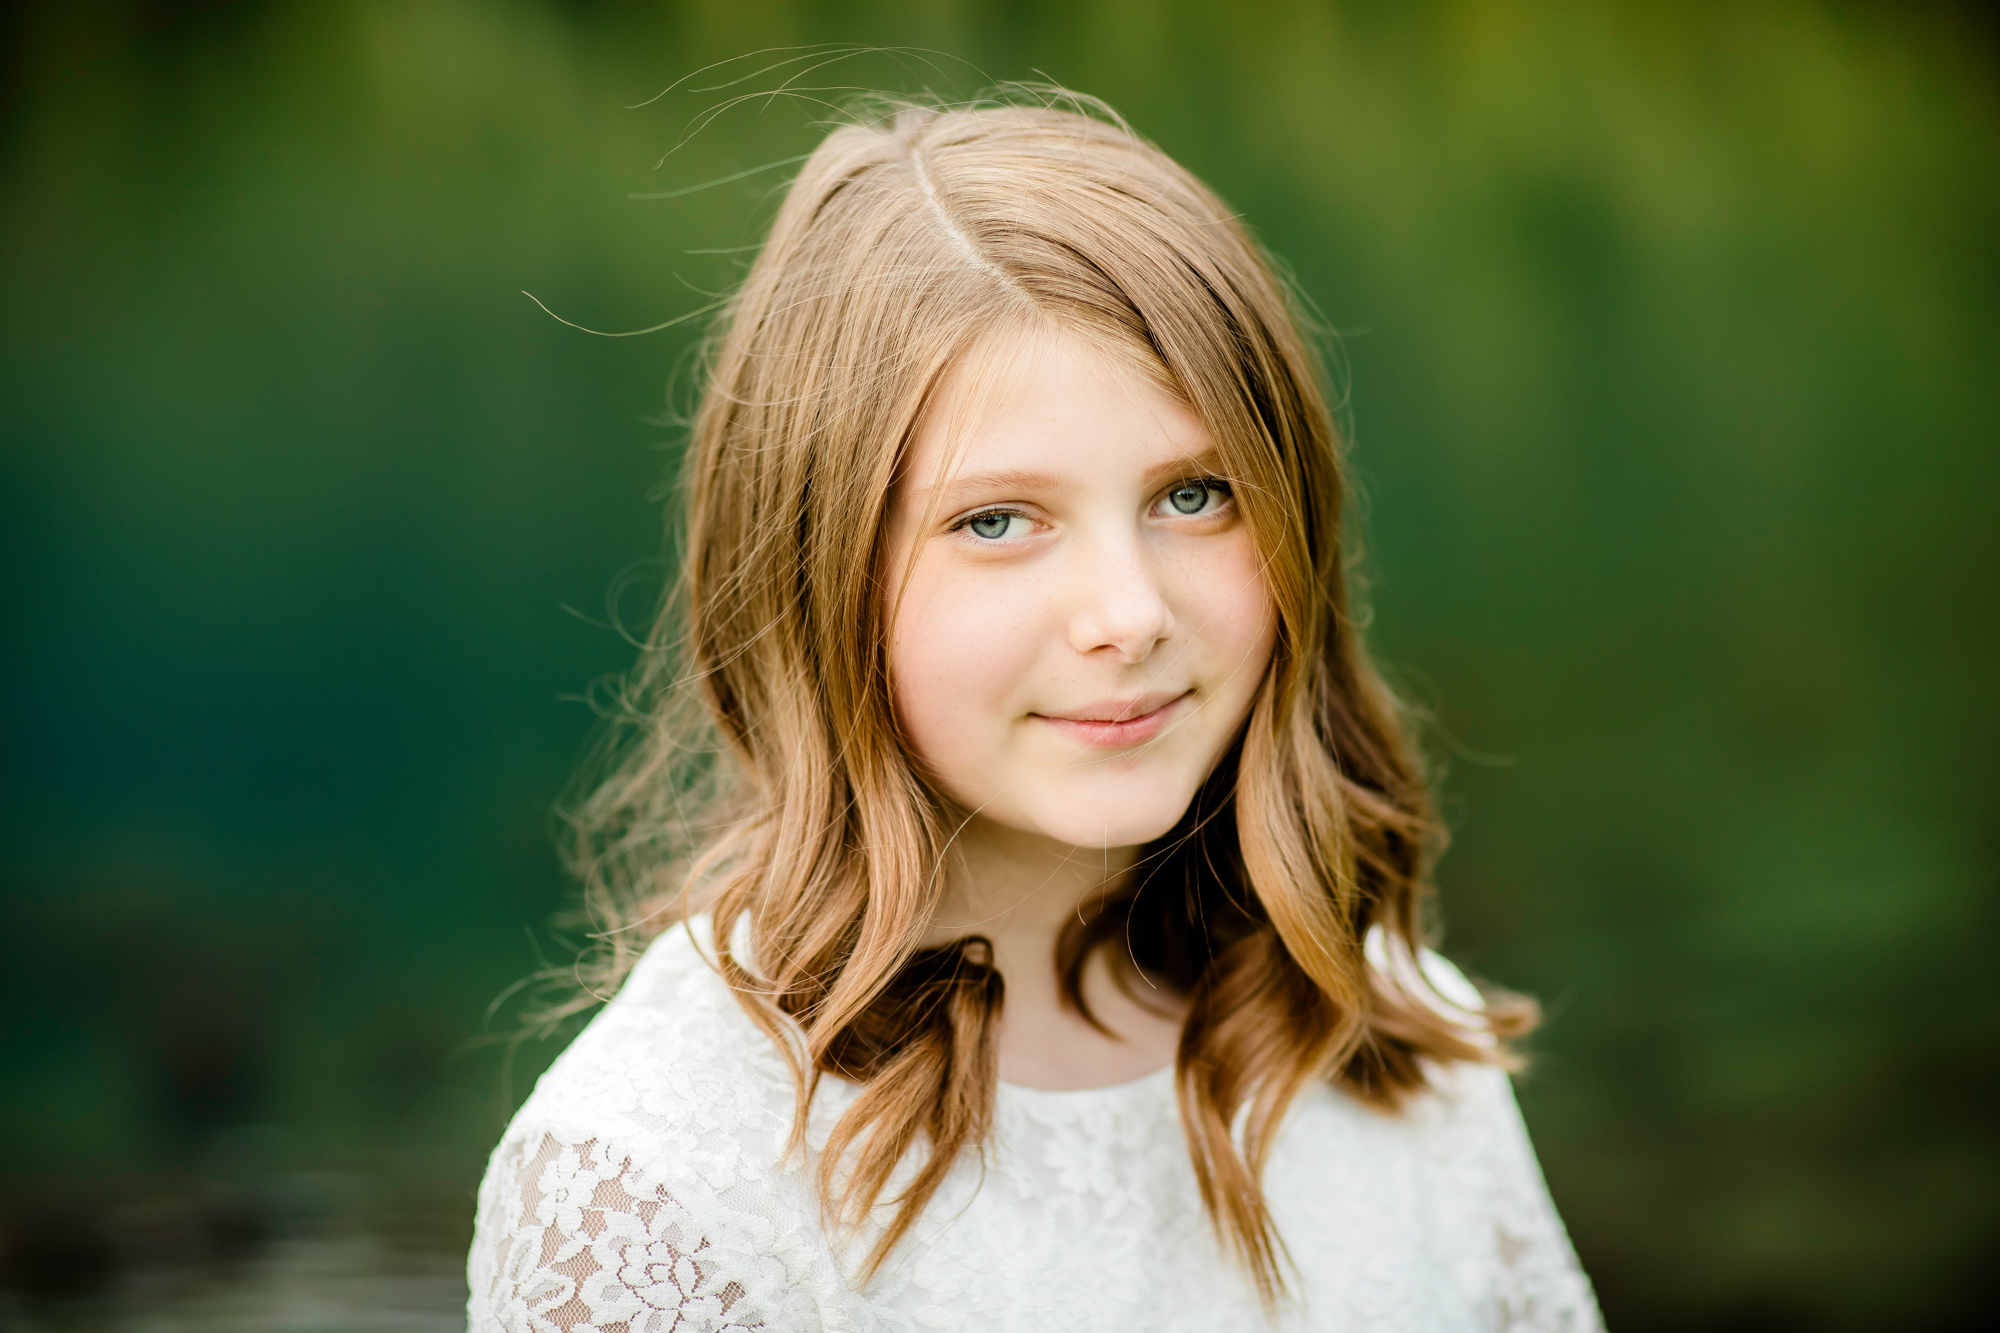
[884,325,1278,852]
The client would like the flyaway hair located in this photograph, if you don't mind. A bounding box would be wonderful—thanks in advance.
[556,90,1535,1299]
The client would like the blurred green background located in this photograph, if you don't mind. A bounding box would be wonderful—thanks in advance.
[2,1,1995,1327]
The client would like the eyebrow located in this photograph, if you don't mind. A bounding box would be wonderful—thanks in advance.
[912,449,1228,508]
[912,468,1061,505]
[1141,447,1227,489]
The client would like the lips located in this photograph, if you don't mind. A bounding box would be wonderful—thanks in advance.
[1032,691,1191,749]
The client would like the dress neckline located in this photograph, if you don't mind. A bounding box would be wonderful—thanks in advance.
[997,1060,1175,1103]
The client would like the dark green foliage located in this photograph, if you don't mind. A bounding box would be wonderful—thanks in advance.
[1,2,1994,1326]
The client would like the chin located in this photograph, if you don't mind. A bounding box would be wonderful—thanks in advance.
[1019,780,1199,851]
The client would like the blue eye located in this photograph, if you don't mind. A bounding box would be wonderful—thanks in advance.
[1166,480,1226,515]
[966,511,1019,540]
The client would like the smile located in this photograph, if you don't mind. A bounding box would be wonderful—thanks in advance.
[1032,691,1191,750]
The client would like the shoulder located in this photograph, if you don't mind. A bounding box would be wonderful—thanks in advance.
[1362,933,1606,1328]
[1352,928,1524,1140]
[1364,923,1484,1006]
[1411,946,1486,1013]
[513,918,794,1146]
[1364,925,1496,1044]
[468,920,842,1332]
[1272,936,1602,1327]
[496,917,809,1201]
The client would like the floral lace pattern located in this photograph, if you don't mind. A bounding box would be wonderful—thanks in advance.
[468,922,1603,1332]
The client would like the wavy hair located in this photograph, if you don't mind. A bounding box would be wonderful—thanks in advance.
[560,91,1534,1298]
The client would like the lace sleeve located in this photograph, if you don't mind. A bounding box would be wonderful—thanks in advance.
[468,1127,812,1333]
[1467,1067,1605,1332]
[1398,946,1603,1331]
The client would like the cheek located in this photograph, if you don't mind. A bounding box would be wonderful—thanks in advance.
[1179,532,1279,685]
[887,560,1048,776]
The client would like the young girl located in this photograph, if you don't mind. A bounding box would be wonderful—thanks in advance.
[468,95,1602,1331]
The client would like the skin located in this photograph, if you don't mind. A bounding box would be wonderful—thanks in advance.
[883,323,1278,1091]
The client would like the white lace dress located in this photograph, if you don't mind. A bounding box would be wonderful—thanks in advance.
[467,920,1602,1331]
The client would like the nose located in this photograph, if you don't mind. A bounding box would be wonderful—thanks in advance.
[1066,533,1176,663]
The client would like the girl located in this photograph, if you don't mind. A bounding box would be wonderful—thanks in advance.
[469,94,1602,1331]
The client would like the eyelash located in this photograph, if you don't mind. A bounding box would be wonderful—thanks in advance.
[949,507,1034,541]
[948,478,1235,539]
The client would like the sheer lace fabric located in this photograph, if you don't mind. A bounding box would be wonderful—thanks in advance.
[468,922,1602,1331]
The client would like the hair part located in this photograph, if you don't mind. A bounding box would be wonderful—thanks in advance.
[557,89,1535,1300]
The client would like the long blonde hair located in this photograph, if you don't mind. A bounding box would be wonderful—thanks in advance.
[563,91,1532,1297]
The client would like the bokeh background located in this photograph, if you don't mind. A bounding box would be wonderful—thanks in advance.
[3,1,1995,1328]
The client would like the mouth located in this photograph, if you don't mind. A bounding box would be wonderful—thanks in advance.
[1031,690,1192,750]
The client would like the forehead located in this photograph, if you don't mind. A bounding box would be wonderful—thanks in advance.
[901,322,1211,492]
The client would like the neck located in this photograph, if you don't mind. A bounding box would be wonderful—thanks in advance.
[922,813,1184,1090]
[922,813,1136,961]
